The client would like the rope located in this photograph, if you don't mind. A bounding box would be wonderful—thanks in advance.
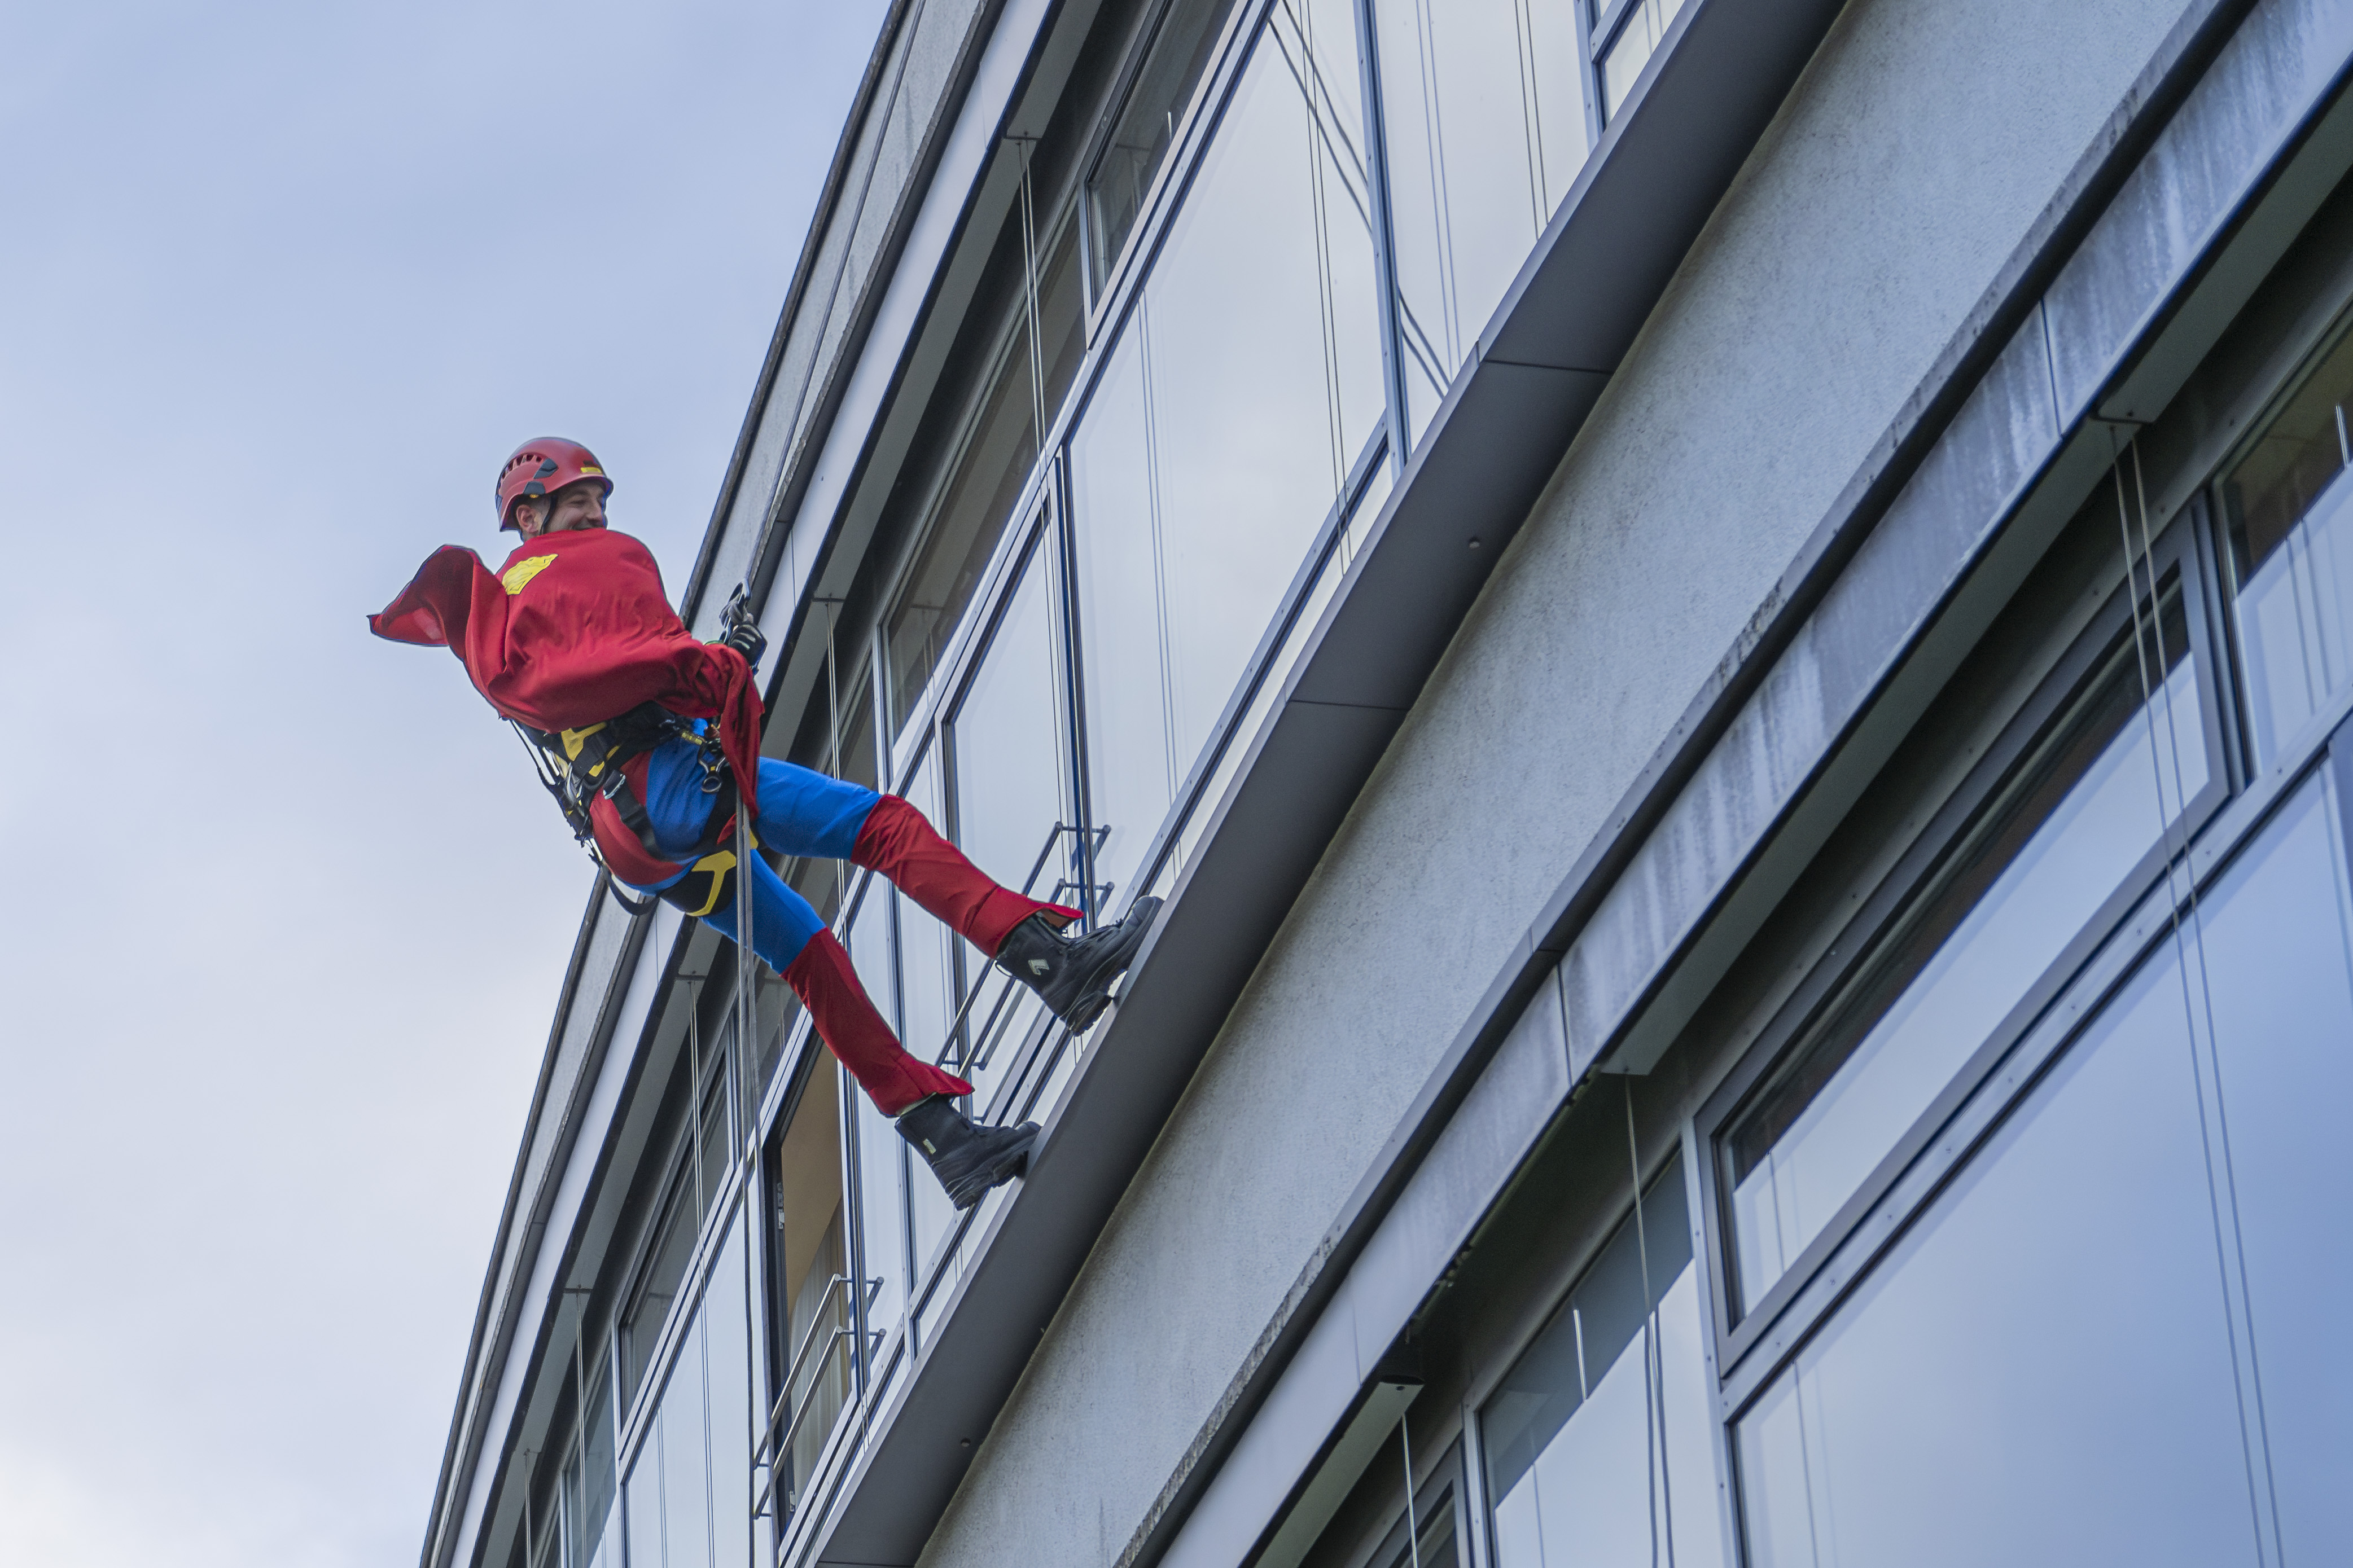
[734,573,759,1169]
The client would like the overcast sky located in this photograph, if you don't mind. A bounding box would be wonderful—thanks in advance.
[0,3,886,1563]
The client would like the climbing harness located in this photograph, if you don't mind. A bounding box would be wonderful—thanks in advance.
[509,700,750,921]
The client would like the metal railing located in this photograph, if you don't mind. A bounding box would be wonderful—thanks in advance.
[753,1272,880,1525]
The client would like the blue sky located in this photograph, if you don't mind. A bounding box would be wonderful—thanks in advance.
[0,2,886,1562]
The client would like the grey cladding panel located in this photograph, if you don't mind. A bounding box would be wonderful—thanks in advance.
[2046,0,2353,421]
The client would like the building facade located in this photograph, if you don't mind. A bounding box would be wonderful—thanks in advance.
[422,0,2353,1565]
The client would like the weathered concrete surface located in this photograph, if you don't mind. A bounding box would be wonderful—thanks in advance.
[918,0,2200,1563]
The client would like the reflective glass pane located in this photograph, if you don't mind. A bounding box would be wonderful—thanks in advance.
[769,1062,851,1517]
[1072,15,1383,902]
[908,1121,960,1301]
[659,1319,712,1568]
[2193,773,2353,1562]
[568,1363,618,1568]
[623,1177,698,1414]
[625,1426,664,1568]
[1734,931,2259,1568]
[849,1056,909,1359]
[1070,324,1170,907]
[704,1226,752,1568]
[896,747,960,1078]
[880,145,1086,737]
[1085,0,1245,296]
[1376,0,1592,436]
[2225,327,2353,766]
[1169,458,1388,881]
[1484,1161,1723,1568]
[884,335,1034,732]
[1728,599,2206,1308]
[950,536,1070,930]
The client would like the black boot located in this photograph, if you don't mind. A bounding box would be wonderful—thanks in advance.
[994,896,1163,1033]
[897,1095,1039,1210]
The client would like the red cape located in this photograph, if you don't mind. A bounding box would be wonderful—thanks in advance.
[371,527,763,877]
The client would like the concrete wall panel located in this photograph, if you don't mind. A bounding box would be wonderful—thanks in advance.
[916,0,2199,1563]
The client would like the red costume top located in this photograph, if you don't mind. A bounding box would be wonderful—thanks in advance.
[370,526,763,879]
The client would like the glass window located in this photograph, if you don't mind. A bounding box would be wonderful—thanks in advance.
[1597,0,1687,124]
[658,1319,712,1568]
[625,1225,750,1568]
[945,528,1070,1118]
[1733,869,2263,1568]
[2182,771,2353,1563]
[849,1075,907,1353]
[949,530,1072,931]
[564,1360,619,1568]
[882,195,1084,736]
[623,1179,699,1412]
[767,1061,849,1517]
[624,1433,665,1568]
[1071,11,1384,905]
[1483,1159,1723,1568]
[1724,588,2208,1311]
[895,746,961,1081]
[2223,324,2353,766]
[703,1227,753,1568]
[1374,0,1592,436]
[1084,0,1246,297]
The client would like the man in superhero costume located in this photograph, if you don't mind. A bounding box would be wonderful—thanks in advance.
[371,438,1158,1209]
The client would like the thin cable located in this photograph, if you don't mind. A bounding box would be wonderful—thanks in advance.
[1511,0,1546,227]
[1283,0,1349,498]
[1410,0,1460,368]
[2121,439,2283,1546]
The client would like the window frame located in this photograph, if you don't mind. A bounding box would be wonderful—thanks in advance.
[1695,511,2233,1381]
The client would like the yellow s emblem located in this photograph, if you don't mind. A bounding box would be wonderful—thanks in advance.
[502,554,558,595]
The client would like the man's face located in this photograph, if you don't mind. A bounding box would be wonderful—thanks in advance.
[514,481,609,539]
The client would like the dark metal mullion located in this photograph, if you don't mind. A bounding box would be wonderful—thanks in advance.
[1355,0,1412,476]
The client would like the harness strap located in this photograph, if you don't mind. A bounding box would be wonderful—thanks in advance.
[523,702,750,916]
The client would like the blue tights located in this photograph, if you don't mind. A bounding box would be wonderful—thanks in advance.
[625,741,878,972]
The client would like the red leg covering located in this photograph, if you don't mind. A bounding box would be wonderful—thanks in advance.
[852,794,1083,958]
[783,929,973,1116]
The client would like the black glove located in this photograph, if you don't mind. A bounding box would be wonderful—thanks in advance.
[717,586,766,669]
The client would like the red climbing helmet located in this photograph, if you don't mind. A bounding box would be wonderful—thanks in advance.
[495,437,612,531]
